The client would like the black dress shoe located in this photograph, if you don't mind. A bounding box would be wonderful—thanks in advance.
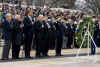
[91,53,96,55]
[56,54,63,56]
[1,58,8,60]
[36,55,41,58]
[43,54,49,57]
[45,54,49,57]
[12,57,19,59]
[25,56,32,59]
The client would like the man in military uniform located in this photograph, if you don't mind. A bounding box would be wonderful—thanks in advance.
[54,18,65,56]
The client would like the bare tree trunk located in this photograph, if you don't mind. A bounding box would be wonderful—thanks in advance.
[25,0,33,7]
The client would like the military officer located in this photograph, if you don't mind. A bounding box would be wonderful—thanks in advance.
[54,17,65,56]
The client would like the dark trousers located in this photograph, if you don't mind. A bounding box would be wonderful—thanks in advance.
[36,39,41,56]
[91,41,96,55]
[36,39,48,56]
[44,39,49,55]
[56,36,63,55]
[48,32,56,49]
[67,35,73,48]
[49,39,56,49]
[2,40,11,58]
[24,32,33,57]
[12,44,20,58]
[73,37,79,48]
[11,36,21,58]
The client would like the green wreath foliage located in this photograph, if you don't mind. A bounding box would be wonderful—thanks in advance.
[77,17,95,48]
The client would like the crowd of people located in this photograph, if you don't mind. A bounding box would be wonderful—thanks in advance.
[0,6,100,60]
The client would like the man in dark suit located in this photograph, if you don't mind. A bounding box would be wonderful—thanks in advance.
[11,15,24,59]
[1,13,13,60]
[63,19,72,48]
[33,15,49,57]
[66,19,75,48]
[23,10,34,58]
[47,18,56,50]
[91,19,100,55]
[42,16,51,57]
[33,17,42,57]
[91,28,98,55]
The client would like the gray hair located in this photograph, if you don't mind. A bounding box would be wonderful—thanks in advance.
[6,13,12,17]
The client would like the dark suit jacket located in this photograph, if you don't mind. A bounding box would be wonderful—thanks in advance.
[2,20,13,40]
[47,21,56,40]
[23,16,33,33]
[54,21,65,37]
[12,19,23,45]
[33,21,48,40]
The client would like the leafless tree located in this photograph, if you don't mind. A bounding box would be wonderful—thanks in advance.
[24,0,76,8]
[49,0,76,8]
[25,0,34,6]
[85,0,100,15]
